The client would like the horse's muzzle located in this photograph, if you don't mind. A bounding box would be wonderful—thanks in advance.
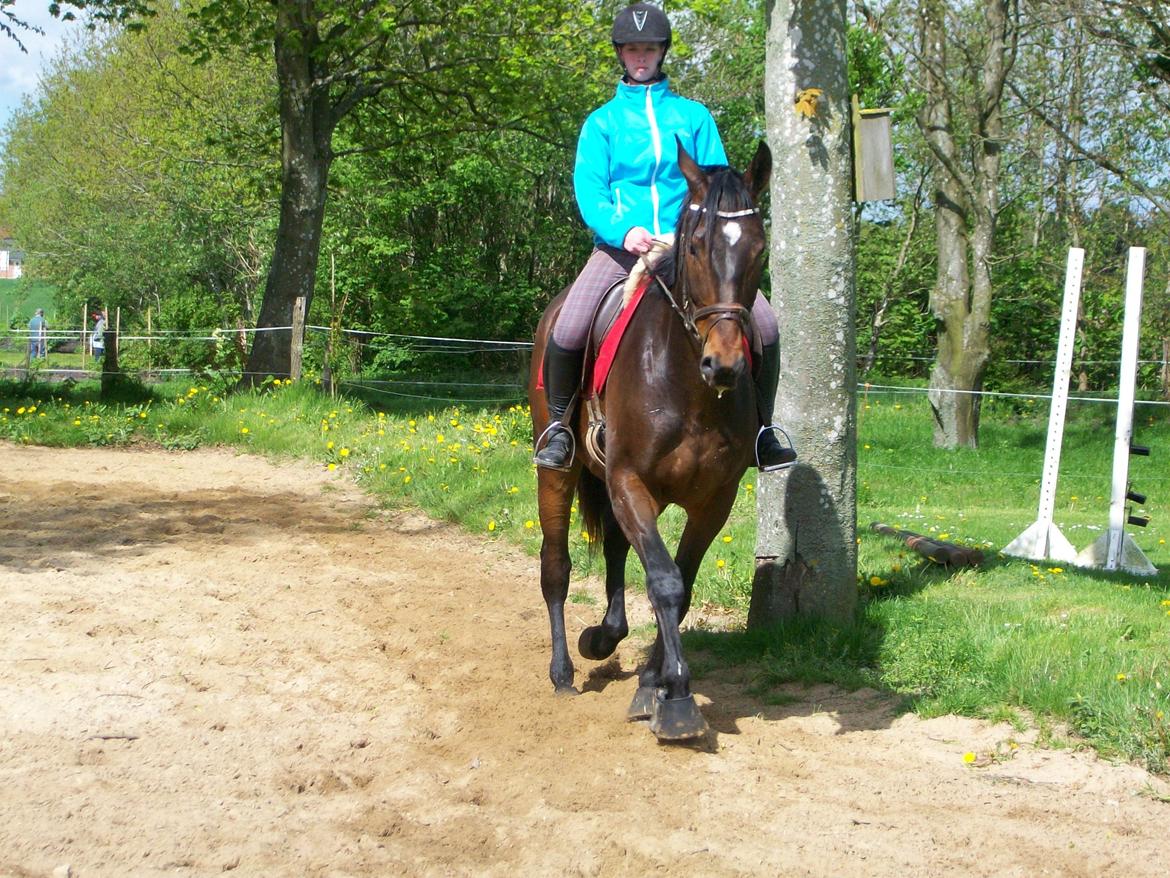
[700,353,746,392]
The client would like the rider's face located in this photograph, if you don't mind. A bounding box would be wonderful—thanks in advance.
[620,42,665,82]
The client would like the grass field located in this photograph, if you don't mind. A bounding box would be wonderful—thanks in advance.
[0,278,59,328]
[2,374,1169,771]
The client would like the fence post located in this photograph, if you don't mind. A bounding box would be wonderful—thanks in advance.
[290,295,306,380]
[81,304,87,370]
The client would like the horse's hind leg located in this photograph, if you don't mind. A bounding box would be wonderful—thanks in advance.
[578,501,631,662]
[538,469,578,694]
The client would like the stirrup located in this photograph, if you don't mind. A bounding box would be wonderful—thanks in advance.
[534,422,576,471]
[756,424,797,472]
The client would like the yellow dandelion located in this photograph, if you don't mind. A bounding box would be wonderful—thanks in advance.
[327,463,337,471]
[326,440,334,450]
[240,427,250,435]
[436,434,445,444]
[73,419,81,426]
[525,520,535,529]
[962,752,976,764]
[869,576,886,586]
[488,520,496,532]
[404,475,411,484]
[378,463,387,470]
[339,448,350,458]
[722,535,732,543]
[716,559,726,569]
[1116,673,1127,682]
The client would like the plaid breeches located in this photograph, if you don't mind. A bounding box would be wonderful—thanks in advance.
[551,245,779,351]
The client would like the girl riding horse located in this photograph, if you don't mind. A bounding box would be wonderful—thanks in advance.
[533,1,794,473]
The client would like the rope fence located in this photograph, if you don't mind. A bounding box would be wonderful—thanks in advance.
[4,323,1170,408]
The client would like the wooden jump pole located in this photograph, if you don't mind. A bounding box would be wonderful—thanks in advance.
[870,523,984,567]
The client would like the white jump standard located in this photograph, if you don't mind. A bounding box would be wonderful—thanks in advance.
[1075,247,1157,576]
[1003,248,1084,564]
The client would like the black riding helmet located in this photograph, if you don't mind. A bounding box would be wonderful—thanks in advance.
[612,2,672,51]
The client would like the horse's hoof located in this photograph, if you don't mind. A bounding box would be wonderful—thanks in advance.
[649,692,709,741]
[554,684,580,697]
[625,685,659,721]
[578,625,620,661]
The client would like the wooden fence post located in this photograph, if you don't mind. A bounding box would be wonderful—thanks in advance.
[290,295,306,380]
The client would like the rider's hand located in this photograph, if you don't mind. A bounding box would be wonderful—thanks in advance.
[623,227,655,254]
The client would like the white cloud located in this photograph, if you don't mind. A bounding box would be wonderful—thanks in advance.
[1,5,77,127]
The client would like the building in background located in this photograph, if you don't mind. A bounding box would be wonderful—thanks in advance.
[0,229,24,279]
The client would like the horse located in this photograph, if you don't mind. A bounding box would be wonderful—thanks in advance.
[528,140,772,741]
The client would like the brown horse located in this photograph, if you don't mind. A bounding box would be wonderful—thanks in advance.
[528,141,772,741]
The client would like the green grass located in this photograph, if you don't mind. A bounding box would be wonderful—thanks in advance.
[3,376,1170,770]
[0,278,59,327]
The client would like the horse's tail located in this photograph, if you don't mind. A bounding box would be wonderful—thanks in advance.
[576,467,607,555]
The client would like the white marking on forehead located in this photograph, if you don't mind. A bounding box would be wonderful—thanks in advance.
[722,222,742,247]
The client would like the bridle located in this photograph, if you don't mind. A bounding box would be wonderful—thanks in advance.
[641,203,761,346]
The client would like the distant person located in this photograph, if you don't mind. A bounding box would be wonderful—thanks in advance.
[27,309,47,359]
[91,313,106,361]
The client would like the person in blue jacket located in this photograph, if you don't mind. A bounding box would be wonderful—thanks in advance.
[535,1,792,472]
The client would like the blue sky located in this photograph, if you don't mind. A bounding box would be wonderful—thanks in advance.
[1,5,74,130]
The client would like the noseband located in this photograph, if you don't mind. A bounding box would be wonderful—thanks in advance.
[642,204,760,346]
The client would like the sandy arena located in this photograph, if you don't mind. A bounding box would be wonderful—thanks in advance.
[1,444,1168,877]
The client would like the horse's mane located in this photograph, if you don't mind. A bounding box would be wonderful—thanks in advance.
[656,165,756,287]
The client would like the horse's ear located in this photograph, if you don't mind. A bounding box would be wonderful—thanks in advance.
[743,141,772,202]
[676,136,708,201]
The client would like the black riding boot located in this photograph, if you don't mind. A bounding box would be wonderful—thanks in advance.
[754,341,797,471]
[534,339,585,471]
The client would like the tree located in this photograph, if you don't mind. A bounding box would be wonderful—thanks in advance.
[1,7,276,347]
[750,0,857,628]
[49,0,598,385]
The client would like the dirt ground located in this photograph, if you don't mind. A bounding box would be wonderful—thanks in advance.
[2,444,1168,878]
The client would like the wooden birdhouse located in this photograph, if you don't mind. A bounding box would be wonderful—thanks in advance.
[852,95,895,202]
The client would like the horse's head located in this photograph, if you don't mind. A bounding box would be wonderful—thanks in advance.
[674,139,771,394]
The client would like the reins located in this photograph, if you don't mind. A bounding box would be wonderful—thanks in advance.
[639,203,760,346]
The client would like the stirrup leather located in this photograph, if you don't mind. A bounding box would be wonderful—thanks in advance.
[533,422,577,471]
[756,424,797,472]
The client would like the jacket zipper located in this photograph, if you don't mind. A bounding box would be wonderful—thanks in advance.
[645,85,663,236]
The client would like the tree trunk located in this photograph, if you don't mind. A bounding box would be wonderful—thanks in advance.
[750,0,857,629]
[241,4,334,386]
[919,0,1013,449]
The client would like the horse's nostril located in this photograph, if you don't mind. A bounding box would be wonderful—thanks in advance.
[700,355,715,375]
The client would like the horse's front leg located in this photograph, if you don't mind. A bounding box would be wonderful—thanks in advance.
[578,499,632,661]
[609,471,707,740]
[538,467,579,694]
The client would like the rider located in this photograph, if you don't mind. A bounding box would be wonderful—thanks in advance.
[534,1,794,472]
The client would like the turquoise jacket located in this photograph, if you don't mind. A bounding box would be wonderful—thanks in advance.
[574,78,728,250]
